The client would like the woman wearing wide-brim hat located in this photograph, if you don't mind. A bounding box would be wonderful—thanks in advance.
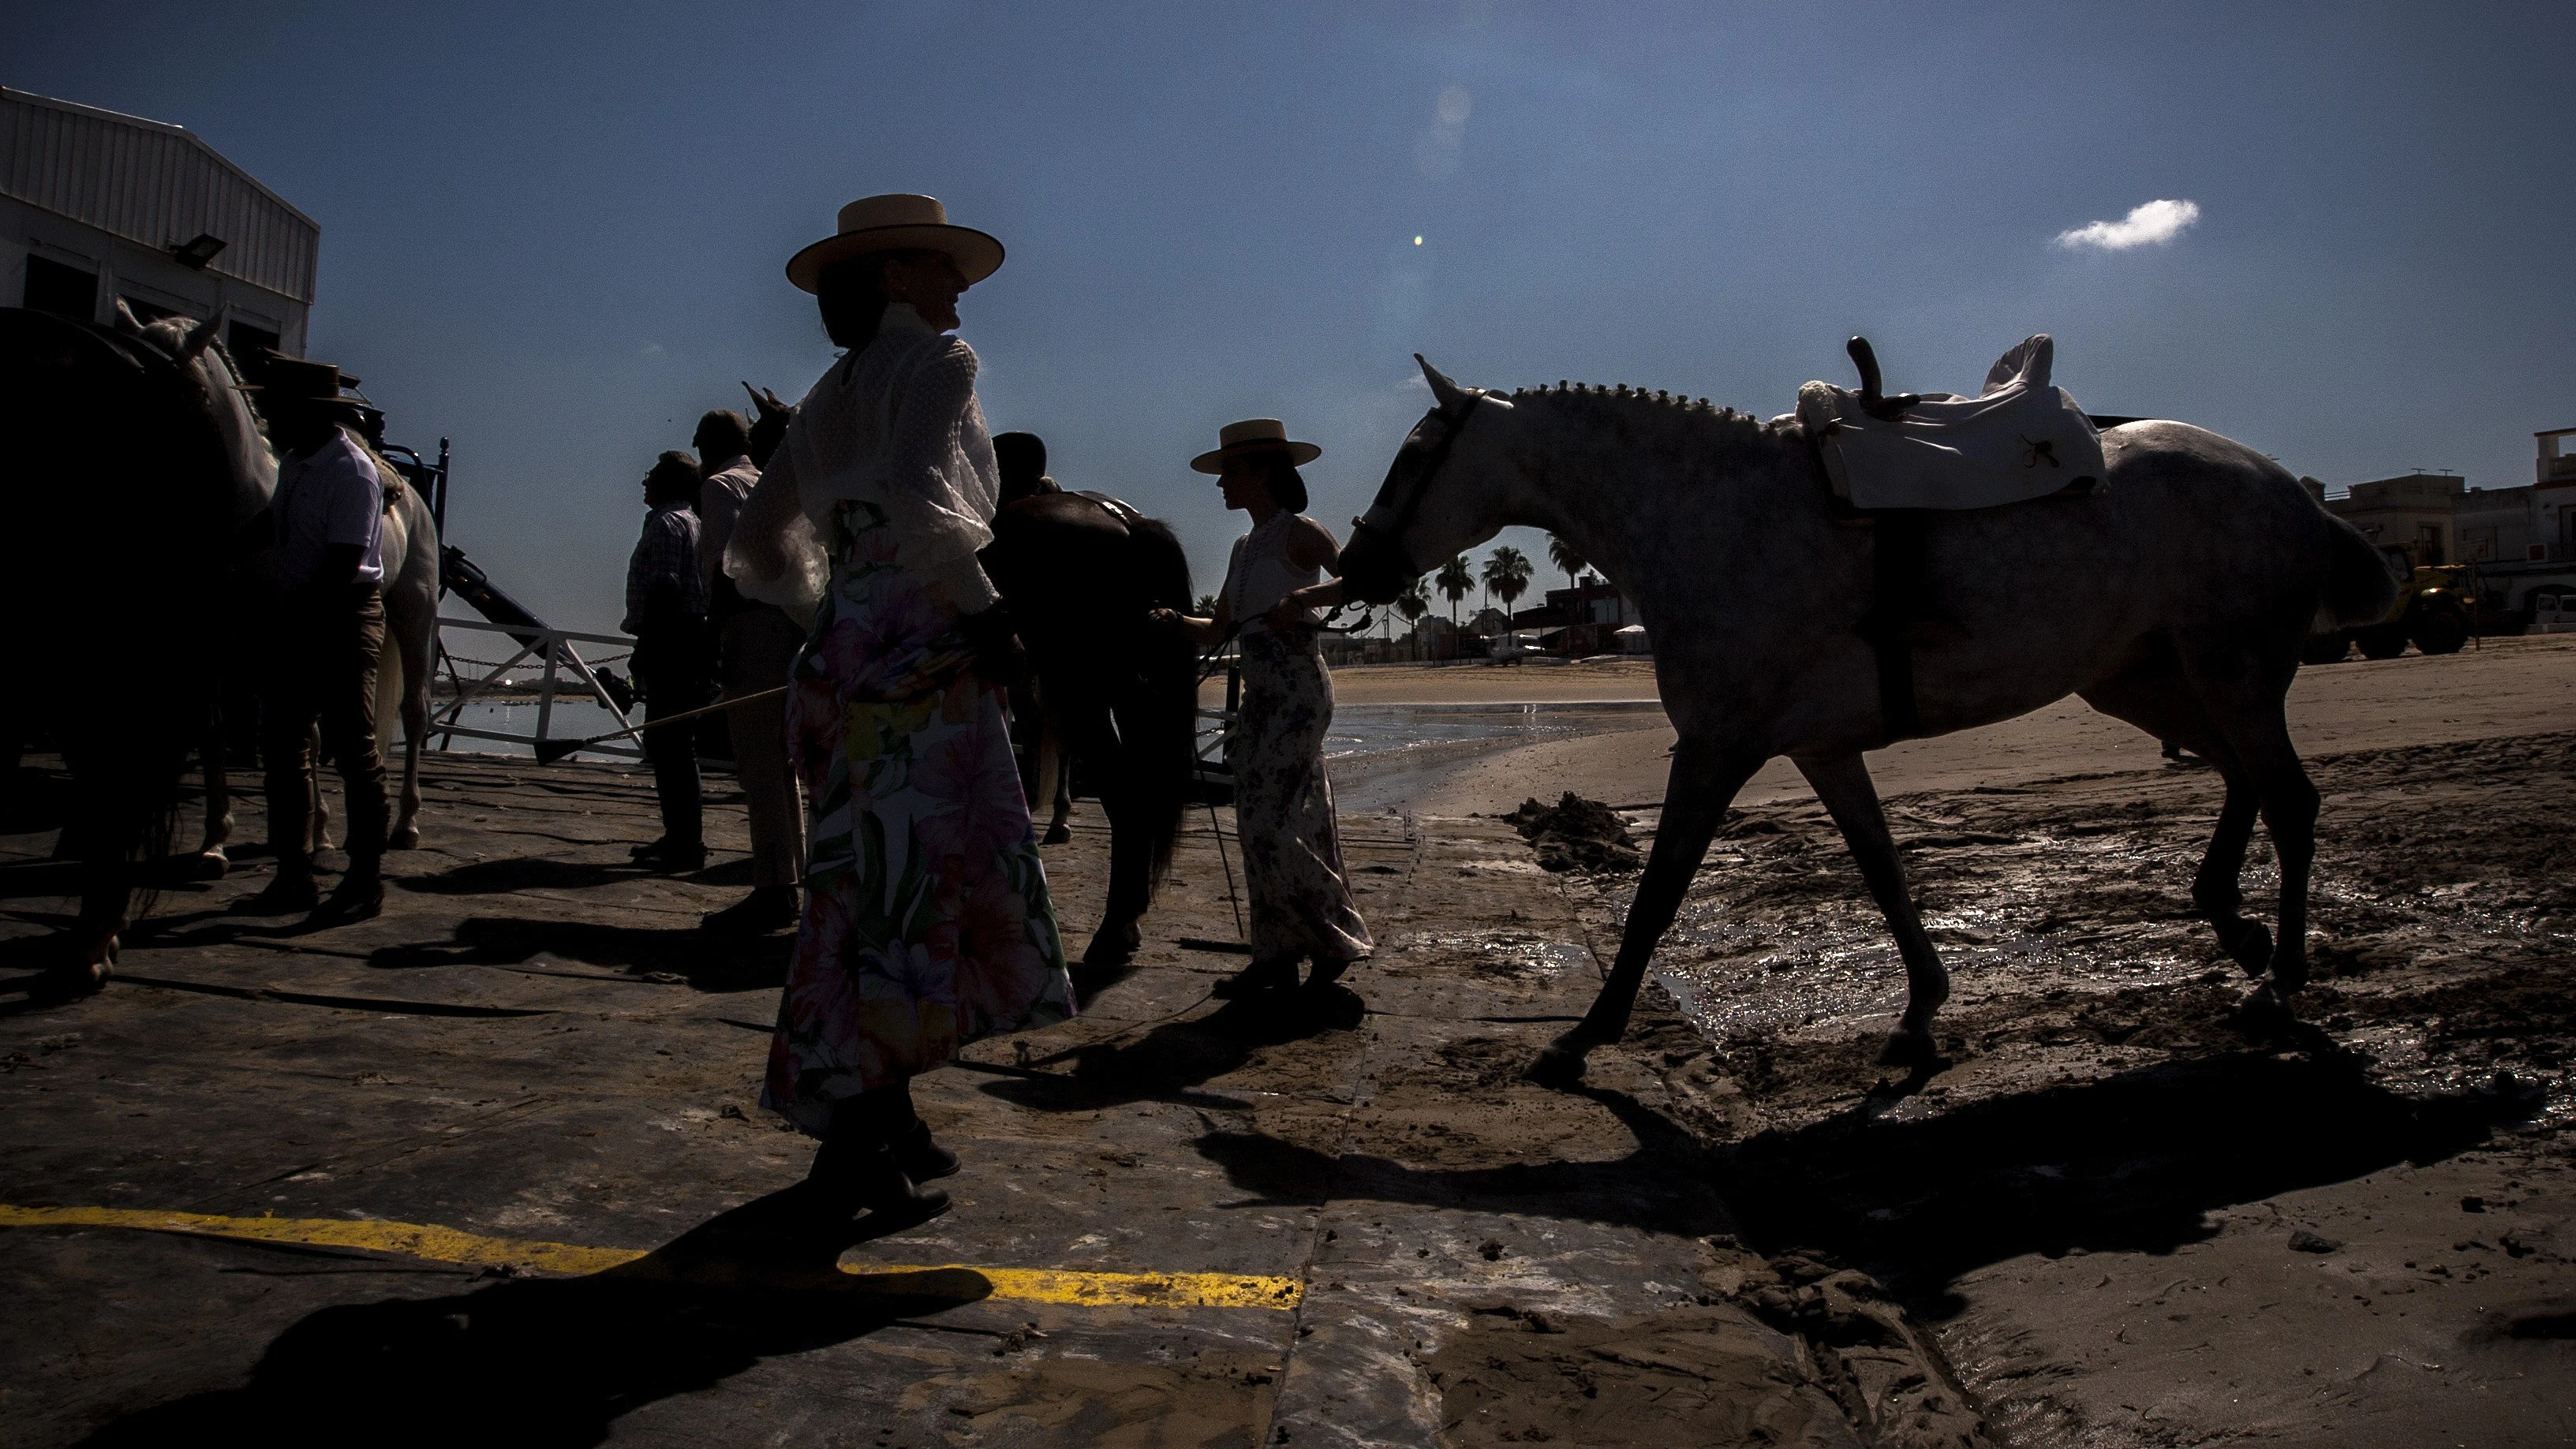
[1150,420,1374,998]
[727,194,1073,1234]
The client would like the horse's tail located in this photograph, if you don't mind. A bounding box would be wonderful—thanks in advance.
[1123,517,1198,891]
[2319,510,2398,627]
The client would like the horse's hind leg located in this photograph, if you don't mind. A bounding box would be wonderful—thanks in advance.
[386,599,432,850]
[1531,737,1763,1086]
[2178,642,2316,992]
[2193,769,2277,977]
[1796,753,1950,1067]
[2081,653,2270,973]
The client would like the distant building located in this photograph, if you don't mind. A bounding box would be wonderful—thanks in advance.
[2325,472,2464,566]
[2,87,317,366]
[1510,577,1636,655]
[2319,437,2576,619]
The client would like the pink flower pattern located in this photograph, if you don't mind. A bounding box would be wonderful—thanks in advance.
[762,507,1071,1139]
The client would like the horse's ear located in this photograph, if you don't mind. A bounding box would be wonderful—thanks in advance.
[113,298,147,335]
[1415,353,1476,417]
[181,313,222,361]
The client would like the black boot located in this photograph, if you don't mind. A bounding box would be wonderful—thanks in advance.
[802,1084,949,1231]
[1211,957,1298,999]
[896,1118,961,1182]
[311,861,385,924]
[703,885,798,935]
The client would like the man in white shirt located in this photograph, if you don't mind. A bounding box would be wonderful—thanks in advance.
[237,357,391,921]
[694,409,804,932]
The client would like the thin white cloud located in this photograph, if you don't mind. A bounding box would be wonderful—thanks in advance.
[2055,198,2201,252]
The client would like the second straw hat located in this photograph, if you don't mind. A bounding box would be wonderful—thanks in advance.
[1191,418,1323,475]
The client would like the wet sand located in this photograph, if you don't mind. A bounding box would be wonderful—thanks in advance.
[1353,633,2576,816]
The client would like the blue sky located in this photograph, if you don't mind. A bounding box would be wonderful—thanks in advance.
[18,1,2574,633]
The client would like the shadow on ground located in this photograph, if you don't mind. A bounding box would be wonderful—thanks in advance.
[1712,1050,2532,1315]
[1187,1051,2526,1308]
[367,915,789,992]
[1195,1086,1719,1231]
[74,1191,985,1449]
[973,985,1367,1113]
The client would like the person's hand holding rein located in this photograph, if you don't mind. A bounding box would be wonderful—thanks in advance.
[1150,606,1226,647]
[1267,576,1346,635]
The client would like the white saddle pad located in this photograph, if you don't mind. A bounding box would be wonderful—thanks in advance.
[1798,334,2107,510]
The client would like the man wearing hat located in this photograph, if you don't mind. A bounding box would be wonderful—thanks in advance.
[237,357,393,921]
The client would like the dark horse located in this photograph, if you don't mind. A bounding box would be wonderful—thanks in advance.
[741,394,1198,981]
[1,307,242,992]
[981,491,1199,977]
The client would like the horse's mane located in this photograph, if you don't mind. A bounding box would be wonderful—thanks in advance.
[136,314,409,508]
[1501,380,1793,465]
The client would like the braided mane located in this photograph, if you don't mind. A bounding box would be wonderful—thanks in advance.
[1502,379,1792,458]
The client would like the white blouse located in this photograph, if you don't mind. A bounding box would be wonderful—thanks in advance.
[724,304,1002,624]
[1224,511,1322,634]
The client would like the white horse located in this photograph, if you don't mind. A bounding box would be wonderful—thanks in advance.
[120,304,440,861]
[1337,355,2397,1084]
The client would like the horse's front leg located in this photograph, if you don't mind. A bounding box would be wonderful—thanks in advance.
[1796,753,1950,1067]
[192,712,233,879]
[1528,737,1760,1087]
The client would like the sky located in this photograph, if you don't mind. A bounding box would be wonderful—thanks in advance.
[17,1,2576,635]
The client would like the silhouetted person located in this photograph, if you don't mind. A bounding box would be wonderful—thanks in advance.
[694,409,804,931]
[236,358,392,922]
[993,431,1060,508]
[625,450,712,872]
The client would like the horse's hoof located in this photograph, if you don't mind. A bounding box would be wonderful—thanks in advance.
[43,935,117,999]
[387,826,421,851]
[1525,1040,1591,1089]
[2269,957,2309,993]
[1878,1027,1941,1070]
[1041,824,1071,846]
[2219,921,2273,977]
[185,849,229,881]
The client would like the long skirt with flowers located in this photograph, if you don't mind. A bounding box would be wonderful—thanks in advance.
[1226,626,1373,968]
[762,506,1073,1138]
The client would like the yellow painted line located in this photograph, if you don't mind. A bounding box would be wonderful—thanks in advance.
[0,1204,1300,1310]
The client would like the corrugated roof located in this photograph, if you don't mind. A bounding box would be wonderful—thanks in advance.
[1,88,318,304]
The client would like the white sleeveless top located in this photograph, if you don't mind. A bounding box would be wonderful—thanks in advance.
[1224,511,1322,634]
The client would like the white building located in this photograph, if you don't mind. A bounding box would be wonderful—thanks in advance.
[2,87,316,364]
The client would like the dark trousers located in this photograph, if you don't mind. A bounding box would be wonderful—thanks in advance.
[637,618,713,849]
[262,584,389,874]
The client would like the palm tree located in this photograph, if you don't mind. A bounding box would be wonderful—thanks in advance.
[1434,555,1474,626]
[1395,578,1430,629]
[1482,545,1533,628]
[1548,533,1587,592]
[1195,593,1221,618]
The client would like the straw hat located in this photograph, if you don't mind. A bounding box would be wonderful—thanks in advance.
[260,355,361,413]
[785,193,1005,293]
[1191,418,1322,475]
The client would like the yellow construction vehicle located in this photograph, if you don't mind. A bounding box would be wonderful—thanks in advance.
[2303,552,2476,663]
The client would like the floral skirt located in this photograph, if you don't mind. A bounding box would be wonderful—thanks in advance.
[1226,628,1373,968]
[761,543,1071,1138]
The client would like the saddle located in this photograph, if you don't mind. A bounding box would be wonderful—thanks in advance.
[1800,335,2107,746]
[1798,334,2106,511]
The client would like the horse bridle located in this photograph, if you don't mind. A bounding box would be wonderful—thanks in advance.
[1347,390,1485,586]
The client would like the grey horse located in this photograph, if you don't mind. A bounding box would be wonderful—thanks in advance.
[1337,356,2397,1084]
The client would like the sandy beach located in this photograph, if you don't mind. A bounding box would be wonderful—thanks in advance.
[1317,633,2576,816]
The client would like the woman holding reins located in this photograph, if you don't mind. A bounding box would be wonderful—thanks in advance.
[1151,420,1374,998]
